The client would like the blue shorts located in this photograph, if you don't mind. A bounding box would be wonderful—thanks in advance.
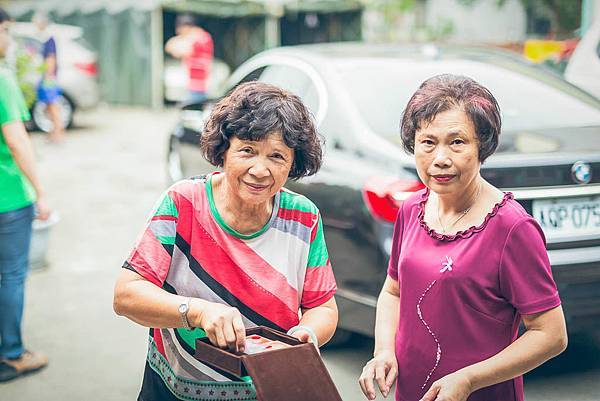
[37,80,62,104]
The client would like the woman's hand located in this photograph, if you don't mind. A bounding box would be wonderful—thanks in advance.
[420,371,473,401]
[289,327,320,354]
[289,329,314,344]
[359,349,398,400]
[193,301,246,353]
[35,194,51,221]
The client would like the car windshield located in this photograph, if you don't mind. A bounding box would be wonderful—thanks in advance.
[335,58,600,142]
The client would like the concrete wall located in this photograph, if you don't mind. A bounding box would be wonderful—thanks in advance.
[426,0,526,43]
[363,0,525,44]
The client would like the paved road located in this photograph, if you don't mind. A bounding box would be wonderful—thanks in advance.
[1,107,599,401]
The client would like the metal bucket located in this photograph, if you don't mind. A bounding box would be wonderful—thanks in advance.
[29,212,60,271]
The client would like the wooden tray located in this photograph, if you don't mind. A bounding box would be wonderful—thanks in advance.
[194,326,343,401]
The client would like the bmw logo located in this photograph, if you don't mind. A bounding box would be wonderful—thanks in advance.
[571,161,592,184]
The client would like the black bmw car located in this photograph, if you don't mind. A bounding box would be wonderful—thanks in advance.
[167,43,600,343]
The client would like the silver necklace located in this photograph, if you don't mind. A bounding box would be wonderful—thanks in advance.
[436,183,482,234]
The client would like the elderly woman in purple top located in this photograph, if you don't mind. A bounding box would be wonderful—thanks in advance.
[359,74,568,401]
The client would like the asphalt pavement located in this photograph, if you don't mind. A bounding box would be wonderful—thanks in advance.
[1,107,599,401]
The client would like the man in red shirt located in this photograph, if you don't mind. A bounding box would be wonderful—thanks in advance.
[165,14,213,104]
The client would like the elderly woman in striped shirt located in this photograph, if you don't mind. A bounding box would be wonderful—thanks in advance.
[114,82,338,401]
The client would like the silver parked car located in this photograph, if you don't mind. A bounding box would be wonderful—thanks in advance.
[10,22,100,131]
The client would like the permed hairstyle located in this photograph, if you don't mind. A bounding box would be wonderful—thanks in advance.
[400,74,501,162]
[200,81,323,179]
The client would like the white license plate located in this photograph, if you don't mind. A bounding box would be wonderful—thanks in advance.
[532,196,600,240]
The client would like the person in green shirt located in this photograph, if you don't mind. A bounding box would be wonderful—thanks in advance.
[0,28,51,382]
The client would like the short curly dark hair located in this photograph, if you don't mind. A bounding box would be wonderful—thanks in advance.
[400,74,501,162]
[200,81,323,180]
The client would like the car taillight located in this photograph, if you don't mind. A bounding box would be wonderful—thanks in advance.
[74,61,98,76]
[362,177,425,223]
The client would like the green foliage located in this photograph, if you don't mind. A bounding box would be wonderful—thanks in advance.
[458,0,582,35]
[15,51,43,109]
[424,18,455,40]
[522,0,582,34]
[457,0,513,6]
[365,0,419,13]
[365,0,415,27]
[368,0,581,42]
[542,57,568,74]
[365,0,456,40]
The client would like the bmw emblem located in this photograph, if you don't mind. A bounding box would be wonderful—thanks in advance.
[571,161,592,184]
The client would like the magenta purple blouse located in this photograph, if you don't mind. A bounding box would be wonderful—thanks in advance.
[387,189,561,401]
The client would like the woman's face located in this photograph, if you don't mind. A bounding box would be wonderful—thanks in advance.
[414,107,481,196]
[222,133,294,205]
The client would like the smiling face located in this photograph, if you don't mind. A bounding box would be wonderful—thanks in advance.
[222,133,295,205]
[414,107,481,196]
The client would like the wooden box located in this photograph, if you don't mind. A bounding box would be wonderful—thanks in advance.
[194,326,343,401]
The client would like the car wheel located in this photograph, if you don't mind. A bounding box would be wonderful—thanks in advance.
[31,94,74,133]
[167,136,184,184]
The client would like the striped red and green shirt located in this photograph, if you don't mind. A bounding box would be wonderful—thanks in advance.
[123,173,336,401]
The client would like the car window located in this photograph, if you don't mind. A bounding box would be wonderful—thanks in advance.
[334,58,600,139]
[13,36,43,56]
[224,67,266,97]
[303,84,319,118]
[259,64,319,114]
[238,67,266,85]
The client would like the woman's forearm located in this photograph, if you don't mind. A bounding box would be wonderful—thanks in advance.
[358,279,401,400]
[3,121,45,197]
[113,270,212,329]
[461,307,567,392]
[299,297,338,346]
[165,36,192,58]
[45,55,57,77]
[374,281,400,356]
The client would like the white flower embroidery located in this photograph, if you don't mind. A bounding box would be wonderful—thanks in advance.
[440,256,453,273]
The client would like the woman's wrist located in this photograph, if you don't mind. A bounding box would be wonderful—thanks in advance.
[373,342,395,358]
[373,349,395,359]
[457,366,478,393]
[287,325,319,347]
[188,298,210,328]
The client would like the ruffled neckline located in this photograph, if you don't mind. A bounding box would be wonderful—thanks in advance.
[417,188,513,241]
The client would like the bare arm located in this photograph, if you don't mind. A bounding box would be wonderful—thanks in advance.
[421,305,568,401]
[359,276,401,399]
[374,277,400,357]
[114,268,193,328]
[45,54,57,77]
[294,297,338,346]
[114,269,246,352]
[466,306,567,390]
[2,121,50,219]
[165,35,192,59]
